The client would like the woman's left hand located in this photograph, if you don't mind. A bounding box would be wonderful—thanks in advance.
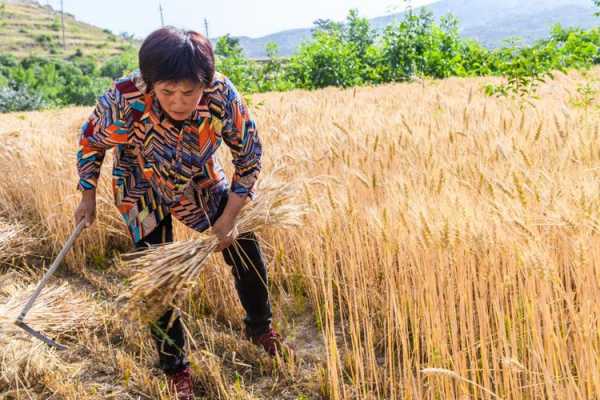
[212,214,238,252]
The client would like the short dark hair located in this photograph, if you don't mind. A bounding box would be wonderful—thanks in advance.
[138,26,215,91]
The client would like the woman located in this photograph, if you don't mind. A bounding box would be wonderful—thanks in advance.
[74,26,281,400]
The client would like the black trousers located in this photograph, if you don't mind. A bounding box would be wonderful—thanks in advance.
[134,194,273,375]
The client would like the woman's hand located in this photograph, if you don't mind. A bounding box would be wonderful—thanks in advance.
[74,189,97,228]
[212,214,237,252]
[211,192,248,252]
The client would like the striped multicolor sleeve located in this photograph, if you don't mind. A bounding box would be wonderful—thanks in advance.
[76,82,129,192]
[221,77,262,201]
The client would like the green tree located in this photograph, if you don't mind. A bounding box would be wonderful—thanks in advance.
[380,8,435,81]
[459,39,494,76]
[423,14,465,78]
[311,18,343,35]
[485,44,558,106]
[344,9,382,82]
[344,9,376,59]
[288,9,384,88]
[256,42,293,92]
[215,34,244,57]
[214,34,257,93]
[287,26,362,88]
[99,48,137,79]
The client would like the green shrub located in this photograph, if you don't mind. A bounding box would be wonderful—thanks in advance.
[99,49,137,79]
[50,17,60,31]
[0,83,47,112]
[35,33,54,46]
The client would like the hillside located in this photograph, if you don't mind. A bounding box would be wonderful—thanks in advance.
[0,0,135,59]
[234,0,599,58]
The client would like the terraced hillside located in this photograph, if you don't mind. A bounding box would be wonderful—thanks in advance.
[0,0,135,59]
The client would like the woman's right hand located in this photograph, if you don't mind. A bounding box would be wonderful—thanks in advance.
[74,190,97,228]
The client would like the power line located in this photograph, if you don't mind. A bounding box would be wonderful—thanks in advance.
[60,0,65,49]
[159,2,165,26]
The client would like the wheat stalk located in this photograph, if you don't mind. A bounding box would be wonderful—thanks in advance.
[422,367,504,399]
[0,218,34,266]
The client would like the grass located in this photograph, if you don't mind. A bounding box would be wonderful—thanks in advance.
[0,67,599,398]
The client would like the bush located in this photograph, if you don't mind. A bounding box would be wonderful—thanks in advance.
[214,34,259,92]
[0,54,18,69]
[99,49,137,79]
[287,30,363,89]
[50,17,61,32]
[35,34,54,47]
[0,83,47,112]
[1,56,111,108]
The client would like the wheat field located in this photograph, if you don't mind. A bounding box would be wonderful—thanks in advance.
[0,67,599,399]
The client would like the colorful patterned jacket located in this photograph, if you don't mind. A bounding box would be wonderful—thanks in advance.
[76,70,262,243]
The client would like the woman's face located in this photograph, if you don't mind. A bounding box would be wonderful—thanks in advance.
[153,80,204,121]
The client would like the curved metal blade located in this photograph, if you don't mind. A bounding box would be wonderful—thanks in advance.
[15,320,67,351]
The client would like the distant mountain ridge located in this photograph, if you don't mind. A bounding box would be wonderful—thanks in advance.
[228,0,599,59]
[3,0,597,61]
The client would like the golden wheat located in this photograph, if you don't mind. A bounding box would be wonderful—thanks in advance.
[0,67,598,398]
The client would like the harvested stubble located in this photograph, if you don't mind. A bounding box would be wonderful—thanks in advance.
[117,167,315,322]
[0,277,99,346]
[0,274,99,390]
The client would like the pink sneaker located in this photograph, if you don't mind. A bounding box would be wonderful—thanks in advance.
[248,328,285,357]
[167,366,194,400]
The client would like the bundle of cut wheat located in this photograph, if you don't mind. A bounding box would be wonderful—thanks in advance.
[117,166,318,321]
[0,277,99,345]
[0,275,99,386]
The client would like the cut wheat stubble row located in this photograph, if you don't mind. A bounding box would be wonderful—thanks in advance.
[0,277,99,346]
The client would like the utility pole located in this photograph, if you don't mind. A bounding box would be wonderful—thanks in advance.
[60,0,65,49]
[159,2,165,26]
[204,18,209,38]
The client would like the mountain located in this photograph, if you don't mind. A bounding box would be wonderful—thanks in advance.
[230,0,599,59]
[2,0,597,61]
[0,0,135,59]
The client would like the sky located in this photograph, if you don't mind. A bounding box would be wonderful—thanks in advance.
[42,0,436,39]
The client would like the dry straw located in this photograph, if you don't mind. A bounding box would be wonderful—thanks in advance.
[0,275,98,386]
[117,165,316,321]
[0,277,99,345]
[421,367,504,399]
[0,218,33,266]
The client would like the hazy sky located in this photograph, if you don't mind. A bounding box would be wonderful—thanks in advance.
[43,0,436,39]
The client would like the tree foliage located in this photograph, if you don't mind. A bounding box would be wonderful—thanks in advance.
[1,6,599,112]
